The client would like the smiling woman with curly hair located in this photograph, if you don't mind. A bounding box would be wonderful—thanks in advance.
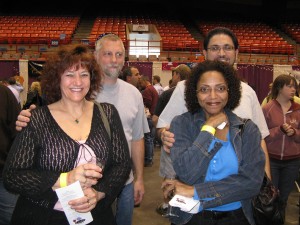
[185,60,241,113]
[162,60,265,225]
[3,44,131,225]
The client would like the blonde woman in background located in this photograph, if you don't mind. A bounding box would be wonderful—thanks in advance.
[23,81,44,109]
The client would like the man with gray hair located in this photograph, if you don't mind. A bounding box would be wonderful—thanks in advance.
[93,34,148,225]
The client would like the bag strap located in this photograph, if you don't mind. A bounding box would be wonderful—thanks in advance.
[94,101,111,140]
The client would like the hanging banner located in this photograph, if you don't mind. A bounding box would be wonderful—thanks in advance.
[162,62,179,70]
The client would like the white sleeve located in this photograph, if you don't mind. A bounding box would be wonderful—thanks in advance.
[249,91,270,139]
[156,80,188,128]
[233,82,269,139]
[133,94,150,138]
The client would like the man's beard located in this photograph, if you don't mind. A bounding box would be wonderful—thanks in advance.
[103,64,122,78]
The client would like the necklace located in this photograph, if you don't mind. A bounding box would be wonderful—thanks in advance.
[61,100,86,124]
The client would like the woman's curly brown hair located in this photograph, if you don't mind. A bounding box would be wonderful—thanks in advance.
[185,60,241,113]
[41,44,102,104]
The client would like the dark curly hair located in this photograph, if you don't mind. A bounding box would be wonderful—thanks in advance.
[185,60,241,113]
[41,44,102,104]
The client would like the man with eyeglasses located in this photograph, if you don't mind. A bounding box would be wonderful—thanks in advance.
[156,27,271,198]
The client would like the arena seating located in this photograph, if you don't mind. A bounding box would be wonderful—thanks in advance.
[88,15,200,53]
[0,15,79,45]
[281,22,300,43]
[0,13,298,64]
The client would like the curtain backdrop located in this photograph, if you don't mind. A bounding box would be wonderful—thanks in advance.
[237,64,273,103]
[0,61,19,79]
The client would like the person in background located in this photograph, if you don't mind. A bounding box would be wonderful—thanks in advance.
[156,27,271,180]
[261,82,273,106]
[122,66,142,90]
[121,65,150,208]
[22,81,44,110]
[11,76,24,104]
[153,64,192,217]
[0,84,21,225]
[2,77,23,105]
[262,74,300,222]
[152,75,164,96]
[162,60,265,225]
[261,80,300,106]
[153,64,192,135]
[4,44,131,225]
[139,75,159,167]
[163,79,173,91]
[151,75,164,147]
[124,70,163,157]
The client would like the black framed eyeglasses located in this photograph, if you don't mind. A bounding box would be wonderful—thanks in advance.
[207,45,235,52]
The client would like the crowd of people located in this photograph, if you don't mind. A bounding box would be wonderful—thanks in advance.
[0,26,299,225]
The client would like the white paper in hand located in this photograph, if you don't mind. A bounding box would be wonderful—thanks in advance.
[55,181,93,225]
[169,194,200,214]
[184,201,201,214]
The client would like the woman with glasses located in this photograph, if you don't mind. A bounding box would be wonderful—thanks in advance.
[3,44,131,225]
[162,60,265,225]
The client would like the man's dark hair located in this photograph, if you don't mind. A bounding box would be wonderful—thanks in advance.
[140,75,150,82]
[203,27,239,50]
[121,66,137,81]
[6,77,16,85]
[153,75,161,83]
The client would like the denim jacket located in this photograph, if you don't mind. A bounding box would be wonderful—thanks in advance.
[169,108,265,225]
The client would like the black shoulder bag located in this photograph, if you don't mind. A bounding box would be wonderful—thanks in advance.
[240,119,284,225]
[252,175,284,225]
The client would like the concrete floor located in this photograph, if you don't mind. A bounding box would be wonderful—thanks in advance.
[132,146,299,225]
